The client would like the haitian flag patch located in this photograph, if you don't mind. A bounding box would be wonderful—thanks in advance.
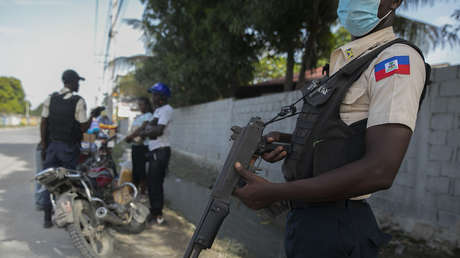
[374,56,410,82]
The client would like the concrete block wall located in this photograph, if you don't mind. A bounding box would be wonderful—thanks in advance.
[166,65,460,249]
[369,65,460,246]
[169,90,303,183]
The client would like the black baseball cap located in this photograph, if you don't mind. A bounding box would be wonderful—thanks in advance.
[62,69,85,84]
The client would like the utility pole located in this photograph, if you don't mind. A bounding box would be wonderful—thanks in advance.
[102,0,124,123]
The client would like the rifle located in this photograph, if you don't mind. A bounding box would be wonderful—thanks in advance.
[183,117,290,258]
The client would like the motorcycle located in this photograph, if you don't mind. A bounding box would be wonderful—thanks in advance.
[79,128,118,175]
[36,137,150,258]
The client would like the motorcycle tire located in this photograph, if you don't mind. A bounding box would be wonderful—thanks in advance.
[67,199,114,258]
[113,220,146,235]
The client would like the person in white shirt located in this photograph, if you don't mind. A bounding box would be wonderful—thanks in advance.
[140,83,173,225]
[125,97,154,197]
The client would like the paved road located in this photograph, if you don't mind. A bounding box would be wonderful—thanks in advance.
[0,127,243,258]
[0,127,80,258]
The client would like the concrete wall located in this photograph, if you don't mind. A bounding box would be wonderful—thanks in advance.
[369,65,460,246]
[165,65,460,254]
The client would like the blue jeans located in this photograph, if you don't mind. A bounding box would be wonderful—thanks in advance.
[35,144,46,209]
[42,141,80,208]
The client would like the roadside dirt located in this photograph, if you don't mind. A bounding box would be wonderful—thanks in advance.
[111,150,459,258]
[112,208,249,258]
[379,229,460,258]
[110,205,459,258]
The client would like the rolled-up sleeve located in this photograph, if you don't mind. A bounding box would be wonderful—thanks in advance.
[75,98,88,123]
[41,96,51,118]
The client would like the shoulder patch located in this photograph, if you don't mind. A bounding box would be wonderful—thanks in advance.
[374,56,410,82]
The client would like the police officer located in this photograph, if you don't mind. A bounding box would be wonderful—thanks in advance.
[40,69,103,228]
[234,0,429,257]
[140,83,173,225]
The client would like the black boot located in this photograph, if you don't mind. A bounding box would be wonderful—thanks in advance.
[43,206,53,228]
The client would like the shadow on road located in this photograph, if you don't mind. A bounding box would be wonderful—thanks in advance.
[0,143,79,258]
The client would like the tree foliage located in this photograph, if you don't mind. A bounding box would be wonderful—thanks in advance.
[253,55,300,84]
[114,72,150,99]
[30,103,43,116]
[112,0,457,107]
[441,9,460,49]
[0,77,26,114]
[135,0,259,107]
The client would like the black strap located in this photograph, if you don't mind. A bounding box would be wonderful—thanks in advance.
[265,38,431,126]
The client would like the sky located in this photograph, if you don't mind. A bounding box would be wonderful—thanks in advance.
[0,0,459,110]
[0,0,145,109]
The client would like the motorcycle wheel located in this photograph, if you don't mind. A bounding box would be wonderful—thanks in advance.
[67,199,114,258]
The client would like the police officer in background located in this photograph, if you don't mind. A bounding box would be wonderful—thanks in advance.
[233,0,430,257]
[139,83,173,225]
[40,69,103,228]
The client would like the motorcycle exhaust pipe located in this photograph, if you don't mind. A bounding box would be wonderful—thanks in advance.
[95,207,126,225]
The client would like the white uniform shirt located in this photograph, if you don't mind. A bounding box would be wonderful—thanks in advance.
[329,27,426,200]
[330,27,426,132]
[148,104,173,151]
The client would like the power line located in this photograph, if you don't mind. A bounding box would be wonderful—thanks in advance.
[103,0,125,71]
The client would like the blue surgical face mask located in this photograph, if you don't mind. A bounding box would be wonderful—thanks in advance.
[338,0,392,37]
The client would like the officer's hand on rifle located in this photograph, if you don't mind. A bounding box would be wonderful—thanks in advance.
[262,132,288,163]
[233,161,275,210]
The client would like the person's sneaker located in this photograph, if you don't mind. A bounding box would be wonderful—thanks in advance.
[155,216,165,225]
[43,220,53,228]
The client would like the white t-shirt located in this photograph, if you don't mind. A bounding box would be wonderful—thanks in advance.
[148,104,173,151]
[130,112,153,145]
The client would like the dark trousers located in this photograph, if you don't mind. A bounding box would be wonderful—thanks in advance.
[42,141,80,208]
[146,147,171,216]
[35,144,46,209]
[285,200,390,258]
[131,145,149,187]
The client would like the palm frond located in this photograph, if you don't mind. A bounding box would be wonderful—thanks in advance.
[452,9,460,20]
[123,18,144,30]
[399,0,435,10]
[107,55,151,71]
[122,18,154,50]
[394,14,460,53]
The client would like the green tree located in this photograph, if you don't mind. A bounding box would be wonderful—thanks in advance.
[30,103,43,116]
[114,72,150,98]
[0,77,26,114]
[132,0,259,107]
[395,1,460,52]
[111,0,459,106]
[246,0,309,91]
[253,55,300,84]
[316,26,352,67]
[296,0,338,87]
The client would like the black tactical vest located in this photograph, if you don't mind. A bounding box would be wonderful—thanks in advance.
[47,92,82,144]
[282,38,431,181]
